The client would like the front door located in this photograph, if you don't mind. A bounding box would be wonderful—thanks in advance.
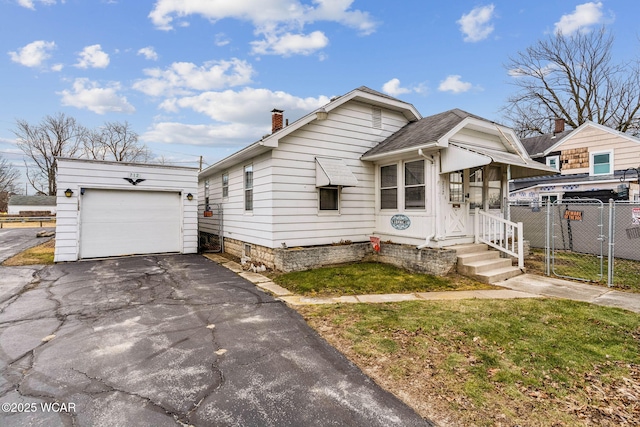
[444,170,468,237]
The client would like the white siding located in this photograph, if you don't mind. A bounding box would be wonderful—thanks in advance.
[269,101,409,247]
[198,100,412,249]
[55,158,198,262]
[200,152,275,248]
[7,205,57,215]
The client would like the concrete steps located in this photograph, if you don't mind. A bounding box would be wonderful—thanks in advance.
[454,244,523,284]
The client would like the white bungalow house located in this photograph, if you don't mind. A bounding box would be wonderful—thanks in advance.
[199,87,555,280]
[511,120,640,203]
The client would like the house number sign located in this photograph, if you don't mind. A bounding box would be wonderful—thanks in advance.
[390,214,411,230]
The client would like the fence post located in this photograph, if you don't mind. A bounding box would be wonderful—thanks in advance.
[517,221,524,269]
[607,199,614,287]
[545,201,551,276]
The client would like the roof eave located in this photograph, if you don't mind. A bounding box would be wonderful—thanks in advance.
[361,142,440,162]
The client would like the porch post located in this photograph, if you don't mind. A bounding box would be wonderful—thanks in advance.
[474,207,480,243]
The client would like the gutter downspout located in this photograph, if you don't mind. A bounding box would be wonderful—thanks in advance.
[417,149,436,249]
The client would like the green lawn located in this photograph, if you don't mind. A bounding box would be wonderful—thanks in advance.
[272,262,496,296]
[299,299,640,426]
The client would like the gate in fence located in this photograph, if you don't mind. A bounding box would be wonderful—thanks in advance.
[549,199,605,283]
[198,203,223,253]
[509,199,640,287]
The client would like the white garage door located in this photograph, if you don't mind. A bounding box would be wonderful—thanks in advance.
[80,189,181,259]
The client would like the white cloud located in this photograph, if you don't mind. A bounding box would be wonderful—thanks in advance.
[51,63,63,72]
[251,31,329,56]
[142,88,329,146]
[148,0,376,56]
[75,44,110,69]
[137,46,158,61]
[17,0,57,10]
[8,40,56,67]
[554,2,605,35]
[382,79,410,97]
[457,4,496,42]
[214,33,230,47]
[133,58,254,97]
[438,75,473,94]
[159,87,330,125]
[141,122,260,146]
[58,78,135,114]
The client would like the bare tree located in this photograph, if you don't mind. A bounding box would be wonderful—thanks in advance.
[13,113,87,195]
[503,28,640,137]
[0,155,20,212]
[85,121,151,162]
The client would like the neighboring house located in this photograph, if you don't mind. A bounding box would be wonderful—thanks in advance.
[8,195,57,215]
[198,86,554,272]
[54,158,198,262]
[512,120,640,203]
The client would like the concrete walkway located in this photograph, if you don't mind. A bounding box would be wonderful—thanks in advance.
[202,254,640,313]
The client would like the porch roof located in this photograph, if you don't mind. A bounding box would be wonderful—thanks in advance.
[441,143,558,179]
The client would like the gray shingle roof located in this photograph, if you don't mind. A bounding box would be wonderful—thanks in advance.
[362,108,489,158]
[520,130,573,158]
[8,195,57,206]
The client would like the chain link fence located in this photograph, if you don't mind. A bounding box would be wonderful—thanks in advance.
[508,199,640,287]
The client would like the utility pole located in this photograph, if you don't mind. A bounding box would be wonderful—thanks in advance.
[199,156,203,171]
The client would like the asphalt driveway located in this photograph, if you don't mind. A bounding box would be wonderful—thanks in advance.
[0,254,432,426]
[0,228,52,263]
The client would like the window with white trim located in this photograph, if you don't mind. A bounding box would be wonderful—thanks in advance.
[546,155,560,170]
[404,160,425,209]
[380,164,397,209]
[319,187,339,211]
[244,165,253,211]
[449,171,464,203]
[222,173,229,198]
[591,150,613,175]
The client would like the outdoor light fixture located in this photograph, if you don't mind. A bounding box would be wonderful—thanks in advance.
[187,193,194,201]
[64,188,74,198]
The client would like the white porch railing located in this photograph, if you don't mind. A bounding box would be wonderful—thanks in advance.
[474,208,524,269]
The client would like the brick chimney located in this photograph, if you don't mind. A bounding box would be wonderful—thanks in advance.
[271,109,284,133]
[554,118,565,134]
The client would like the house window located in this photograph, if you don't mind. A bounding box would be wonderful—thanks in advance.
[404,160,425,209]
[449,171,464,203]
[244,165,253,211]
[591,150,612,175]
[546,155,560,170]
[319,187,339,211]
[204,179,210,205]
[487,166,502,210]
[222,173,229,198]
[469,166,483,210]
[380,164,397,209]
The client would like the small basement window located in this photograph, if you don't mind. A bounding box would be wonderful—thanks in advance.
[319,187,339,211]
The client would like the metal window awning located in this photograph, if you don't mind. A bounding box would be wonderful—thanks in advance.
[315,157,358,187]
[440,143,558,178]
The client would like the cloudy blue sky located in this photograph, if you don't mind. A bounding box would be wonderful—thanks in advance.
[1,1,638,193]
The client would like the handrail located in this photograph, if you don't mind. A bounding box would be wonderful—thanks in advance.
[474,208,524,269]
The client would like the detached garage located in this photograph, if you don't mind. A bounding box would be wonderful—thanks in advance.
[55,158,199,262]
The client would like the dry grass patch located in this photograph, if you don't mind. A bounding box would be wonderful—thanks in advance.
[298,299,640,426]
[2,239,55,266]
[0,222,56,229]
